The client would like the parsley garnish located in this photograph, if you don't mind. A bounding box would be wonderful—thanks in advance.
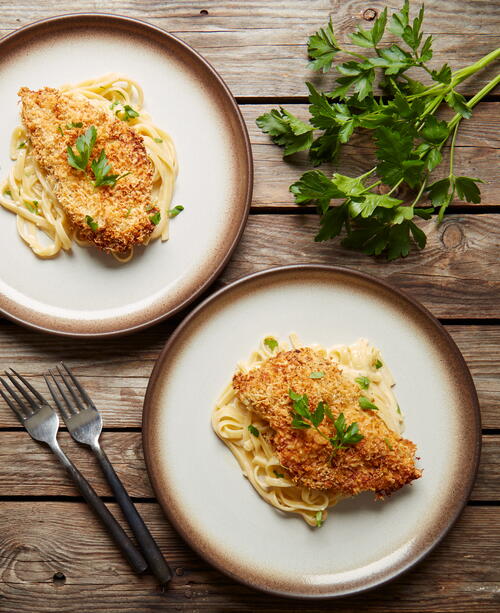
[3,189,12,197]
[18,142,26,149]
[67,126,97,172]
[359,396,379,411]
[315,510,324,527]
[247,424,260,437]
[91,150,129,188]
[150,211,161,225]
[384,437,394,450]
[273,470,285,478]
[154,137,163,143]
[355,376,370,389]
[57,126,64,136]
[310,371,325,379]
[256,0,498,259]
[24,200,39,215]
[375,359,383,369]
[85,215,98,231]
[289,390,364,454]
[117,105,139,121]
[169,205,184,218]
[66,122,83,129]
[397,404,402,415]
[264,337,278,352]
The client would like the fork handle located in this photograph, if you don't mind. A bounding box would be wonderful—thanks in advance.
[50,441,148,575]
[92,442,173,585]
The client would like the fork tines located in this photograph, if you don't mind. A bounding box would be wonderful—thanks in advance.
[45,363,95,417]
[0,369,45,421]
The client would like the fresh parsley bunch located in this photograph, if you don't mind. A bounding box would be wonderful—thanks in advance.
[257,1,499,259]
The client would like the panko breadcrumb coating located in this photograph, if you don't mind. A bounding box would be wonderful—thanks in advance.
[233,347,421,498]
[18,87,155,253]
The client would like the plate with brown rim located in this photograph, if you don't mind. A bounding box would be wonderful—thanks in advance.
[143,265,480,598]
[0,14,252,337]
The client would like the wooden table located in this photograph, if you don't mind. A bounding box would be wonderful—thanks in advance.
[0,1,499,611]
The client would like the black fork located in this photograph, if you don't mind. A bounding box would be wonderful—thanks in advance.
[0,369,147,575]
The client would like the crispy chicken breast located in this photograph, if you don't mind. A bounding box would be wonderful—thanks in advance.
[19,87,155,253]
[233,347,421,497]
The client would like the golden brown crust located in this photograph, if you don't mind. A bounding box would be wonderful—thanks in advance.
[233,347,421,497]
[18,87,155,253]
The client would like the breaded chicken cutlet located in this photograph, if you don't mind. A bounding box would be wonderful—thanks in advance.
[233,347,421,498]
[19,87,155,253]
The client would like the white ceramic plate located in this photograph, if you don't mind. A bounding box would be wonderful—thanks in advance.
[0,15,252,336]
[143,265,480,598]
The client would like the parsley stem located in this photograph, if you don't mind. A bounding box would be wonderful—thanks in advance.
[358,166,377,181]
[447,72,500,132]
[448,123,459,179]
[410,176,428,208]
[386,178,404,196]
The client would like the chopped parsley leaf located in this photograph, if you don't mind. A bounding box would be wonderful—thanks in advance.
[315,511,324,527]
[310,371,325,379]
[18,142,27,149]
[169,205,184,218]
[57,126,65,136]
[24,200,39,215]
[66,122,83,129]
[85,215,98,231]
[264,337,278,352]
[355,376,370,389]
[375,359,383,369]
[247,424,260,437]
[384,438,393,450]
[273,470,285,478]
[150,211,161,225]
[359,396,379,411]
[154,137,163,143]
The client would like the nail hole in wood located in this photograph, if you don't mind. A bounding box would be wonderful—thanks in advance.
[363,9,377,21]
[53,571,66,585]
[200,9,209,15]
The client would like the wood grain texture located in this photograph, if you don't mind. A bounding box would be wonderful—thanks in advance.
[0,431,497,500]
[0,503,498,612]
[1,1,499,97]
[244,103,500,209]
[0,321,497,429]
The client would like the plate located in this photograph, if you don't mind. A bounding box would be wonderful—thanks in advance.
[143,265,480,598]
[0,15,252,337]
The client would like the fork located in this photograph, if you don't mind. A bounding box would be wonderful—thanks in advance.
[46,363,173,585]
[0,370,147,575]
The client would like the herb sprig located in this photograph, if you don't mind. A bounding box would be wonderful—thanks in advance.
[288,390,364,454]
[257,0,500,259]
[66,125,130,189]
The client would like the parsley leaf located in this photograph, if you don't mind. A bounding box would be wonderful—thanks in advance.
[85,215,98,231]
[289,390,364,454]
[375,359,383,369]
[310,371,325,379]
[67,125,97,173]
[355,376,370,389]
[169,205,184,218]
[91,149,126,188]
[24,200,39,215]
[150,211,161,225]
[256,108,313,156]
[307,18,340,73]
[247,424,260,437]
[349,7,387,48]
[273,470,285,478]
[359,396,379,411]
[455,176,483,203]
[264,337,279,352]
[66,122,83,129]
[315,510,324,527]
[120,105,140,121]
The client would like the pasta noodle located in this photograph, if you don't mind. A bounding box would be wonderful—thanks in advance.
[0,74,178,262]
[212,336,404,526]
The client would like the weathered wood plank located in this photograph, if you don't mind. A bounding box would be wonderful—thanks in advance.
[243,103,500,209]
[0,321,498,429]
[1,1,499,97]
[0,503,498,611]
[0,431,497,500]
